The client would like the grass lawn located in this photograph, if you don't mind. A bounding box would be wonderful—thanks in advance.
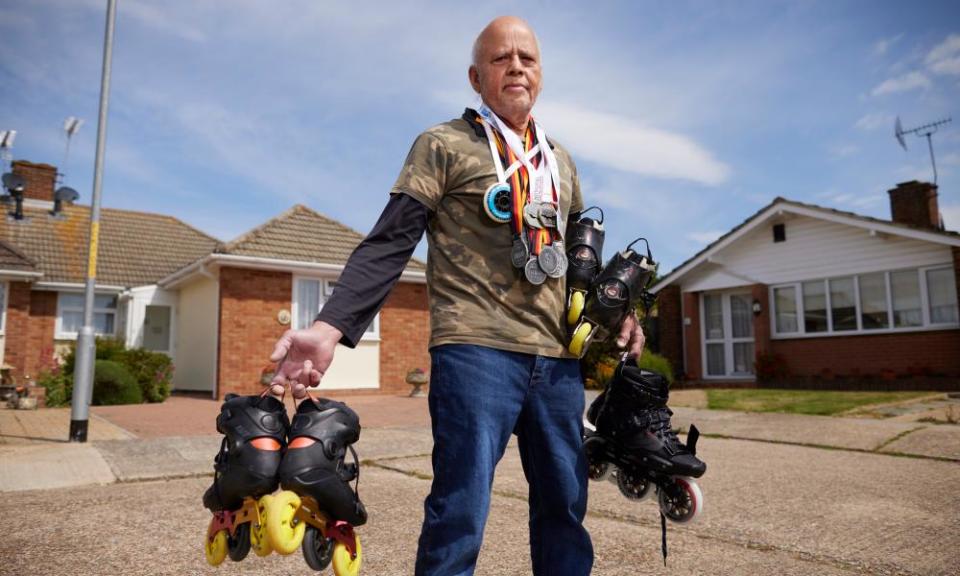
[705,389,933,416]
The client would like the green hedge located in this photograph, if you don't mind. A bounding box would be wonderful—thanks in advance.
[92,360,142,405]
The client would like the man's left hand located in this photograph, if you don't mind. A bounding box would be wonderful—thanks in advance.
[615,312,645,358]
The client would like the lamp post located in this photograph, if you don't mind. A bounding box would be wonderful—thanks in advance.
[70,0,117,442]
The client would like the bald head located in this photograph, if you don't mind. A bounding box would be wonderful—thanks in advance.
[469,16,543,134]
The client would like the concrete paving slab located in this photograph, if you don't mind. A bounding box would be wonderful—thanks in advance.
[879,424,960,460]
[0,406,133,444]
[0,443,115,492]
[93,436,220,481]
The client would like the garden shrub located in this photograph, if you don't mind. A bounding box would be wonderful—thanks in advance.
[123,347,173,403]
[36,368,72,408]
[92,360,142,406]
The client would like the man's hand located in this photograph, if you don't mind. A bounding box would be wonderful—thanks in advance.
[615,312,645,358]
[268,321,343,399]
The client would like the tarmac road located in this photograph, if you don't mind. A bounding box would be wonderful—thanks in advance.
[2,432,958,576]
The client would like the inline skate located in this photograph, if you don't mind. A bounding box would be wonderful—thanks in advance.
[266,396,366,575]
[565,207,605,328]
[584,359,705,525]
[203,393,289,566]
[568,237,657,357]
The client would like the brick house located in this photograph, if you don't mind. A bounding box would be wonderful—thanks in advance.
[1,160,429,399]
[651,181,960,389]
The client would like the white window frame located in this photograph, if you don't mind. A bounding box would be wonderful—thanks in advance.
[0,281,8,335]
[769,264,959,339]
[55,291,120,340]
[291,276,380,341]
[700,290,756,380]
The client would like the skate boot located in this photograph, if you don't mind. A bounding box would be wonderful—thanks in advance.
[203,393,289,566]
[584,359,705,561]
[266,397,365,574]
[568,238,657,357]
[565,207,605,328]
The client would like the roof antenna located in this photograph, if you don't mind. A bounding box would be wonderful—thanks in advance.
[895,116,952,185]
[53,117,83,217]
[0,129,15,173]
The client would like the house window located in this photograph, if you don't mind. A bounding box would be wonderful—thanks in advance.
[56,293,118,338]
[0,282,7,334]
[771,266,959,337]
[293,277,379,339]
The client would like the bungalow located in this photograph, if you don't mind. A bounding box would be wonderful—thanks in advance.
[0,160,429,399]
[652,181,960,389]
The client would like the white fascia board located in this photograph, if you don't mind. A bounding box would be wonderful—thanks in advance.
[160,253,427,288]
[0,270,43,280]
[33,281,127,292]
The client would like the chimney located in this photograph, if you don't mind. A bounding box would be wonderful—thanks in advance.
[11,160,57,202]
[887,180,941,230]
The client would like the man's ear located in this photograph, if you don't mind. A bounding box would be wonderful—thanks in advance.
[468,65,481,93]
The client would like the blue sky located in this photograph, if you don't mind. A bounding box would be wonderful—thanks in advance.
[1,0,958,273]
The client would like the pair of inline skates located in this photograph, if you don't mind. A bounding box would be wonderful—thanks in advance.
[564,209,706,559]
[202,392,366,575]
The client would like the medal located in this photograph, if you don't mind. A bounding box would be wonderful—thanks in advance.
[524,203,543,228]
[538,203,557,228]
[524,256,547,285]
[539,244,564,278]
[511,235,529,269]
[483,183,512,224]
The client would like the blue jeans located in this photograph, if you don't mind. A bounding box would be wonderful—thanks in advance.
[414,344,593,576]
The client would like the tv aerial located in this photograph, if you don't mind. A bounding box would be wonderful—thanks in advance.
[894,116,952,185]
[0,129,15,172]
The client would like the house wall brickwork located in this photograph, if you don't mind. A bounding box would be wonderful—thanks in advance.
[378,282,430,395]
[656,285,683,380]
[751,283,771,357]
[217,267,292,399]
[4,284,57,383]
[682,291,701,380]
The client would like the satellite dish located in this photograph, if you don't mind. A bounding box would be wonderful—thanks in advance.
[2,172,25,193]
[55,186,80,203]
[894,116,906,150]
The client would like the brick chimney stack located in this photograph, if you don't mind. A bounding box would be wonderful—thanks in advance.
[10,160,57,203]
[887,180,941,230]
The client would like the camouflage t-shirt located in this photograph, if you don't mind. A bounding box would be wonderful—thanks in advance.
[391,110,583,358]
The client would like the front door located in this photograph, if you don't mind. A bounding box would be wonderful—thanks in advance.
[143,305,171,353]
[702,291,755,378]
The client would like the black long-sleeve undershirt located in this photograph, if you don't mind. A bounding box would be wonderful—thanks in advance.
[315,193,429,348]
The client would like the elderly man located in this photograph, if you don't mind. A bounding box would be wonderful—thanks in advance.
[270,15,644,576]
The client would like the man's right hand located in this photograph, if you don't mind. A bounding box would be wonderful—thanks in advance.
[269,321,343,399]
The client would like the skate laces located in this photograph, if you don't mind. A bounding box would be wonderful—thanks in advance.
[649,408,685,452]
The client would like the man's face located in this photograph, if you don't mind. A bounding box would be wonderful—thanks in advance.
[469,21,542,127]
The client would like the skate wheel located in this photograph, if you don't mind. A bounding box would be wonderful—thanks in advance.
[567,290,585,326]
[332,533,362,576]
[251,494,274,557]
[658,476,703,523]
[588,459,612,482]
[302,525,335,571]
[483,183,512,224]
[616,469,653,500]
[568,322,593,357]
[205,530,228,566]
[266,490,305,555]
[227,522,251,562]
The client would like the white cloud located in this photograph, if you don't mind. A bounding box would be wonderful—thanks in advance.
[925,33,960,76]
[871,71,931,96]
[872,34,902,57]
[941,205,960,232]
[534,101,731,186]
[829,144,860,159]
[855,112,893,131]
[687,230,725,245]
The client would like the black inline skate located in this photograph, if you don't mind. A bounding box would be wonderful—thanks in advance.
[203,393,289,566]
[584,359,705,560]
[568,237,657,357]
[565,207,605,328]
[266,397,366,574]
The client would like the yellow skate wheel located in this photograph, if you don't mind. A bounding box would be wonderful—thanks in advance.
[251,494,274,557]
[205,530,228,566]
[332,534,362,576]
[266,490,305,555]
[567,291,585,326]
[568,322,593,357]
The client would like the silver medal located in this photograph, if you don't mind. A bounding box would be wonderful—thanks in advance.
[524,256,548,285]
[511,236,529,269]
[538,203,557,228]
[524,203,543,228]
[538,244,564,278]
